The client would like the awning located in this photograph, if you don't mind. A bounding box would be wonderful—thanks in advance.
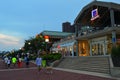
[60,41,76,47]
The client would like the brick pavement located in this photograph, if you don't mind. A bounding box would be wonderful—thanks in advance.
[0,59,118,80]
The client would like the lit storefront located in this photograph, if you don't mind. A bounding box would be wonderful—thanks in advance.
[51,35,77,57]
[60,40,76,57]
[90,36,107,56]
[78,40,89,56]
[76,27,120,56]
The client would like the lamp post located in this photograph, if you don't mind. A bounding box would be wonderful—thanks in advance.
[44,35,49,54]
[28,42,31,45]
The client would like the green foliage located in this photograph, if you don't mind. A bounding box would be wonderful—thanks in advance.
[111,46,120,67]
[29,55,37,60]
[52,53,62,60]
[42,53,62,62]
[111,46,120,57]
[23,36,46,53]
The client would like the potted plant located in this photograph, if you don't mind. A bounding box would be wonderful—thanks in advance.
[111,46,120,67]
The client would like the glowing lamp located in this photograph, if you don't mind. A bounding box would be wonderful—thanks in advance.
[44,35,49,42]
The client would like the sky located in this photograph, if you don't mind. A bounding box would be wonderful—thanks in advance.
[0,0,120,51]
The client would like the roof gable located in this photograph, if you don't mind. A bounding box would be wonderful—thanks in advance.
[40,30,74,38]
[74,1,120,23]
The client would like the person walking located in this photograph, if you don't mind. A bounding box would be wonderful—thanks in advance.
[18,57,22,68]
[7,58,11,68]
[24,56,29,68]
[35,56,42,72]
[4,56,8,68]
[12,56,17,68]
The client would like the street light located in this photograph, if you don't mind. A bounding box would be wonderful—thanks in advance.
[28,42,31,45]
[44,35,49,53]
[44,35,49,42]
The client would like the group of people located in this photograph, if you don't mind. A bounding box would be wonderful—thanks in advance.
[3,54,30,69]
[3,53,52,73]
[35,55,52,74]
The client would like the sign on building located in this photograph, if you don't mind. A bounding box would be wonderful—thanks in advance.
[91,8,100,21]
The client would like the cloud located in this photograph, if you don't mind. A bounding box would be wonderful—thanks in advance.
[0,34,19,44]
[0,34,24,51]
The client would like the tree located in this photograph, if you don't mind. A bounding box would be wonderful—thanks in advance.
[23,35,46,55]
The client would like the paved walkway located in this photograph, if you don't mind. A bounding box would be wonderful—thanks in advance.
[0,59,119,80]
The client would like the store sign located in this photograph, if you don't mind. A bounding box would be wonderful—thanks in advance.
[91,9,100,21]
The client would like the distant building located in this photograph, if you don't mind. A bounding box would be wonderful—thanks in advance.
[39,30,74,51]
[62,22,75,33]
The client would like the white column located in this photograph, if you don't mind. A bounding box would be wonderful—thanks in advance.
[103,43,106,55]
[72,46,74,57]
[99,43,101,55]
[76,40,79,56]
[90,42,92,56]
[105,41,108,55]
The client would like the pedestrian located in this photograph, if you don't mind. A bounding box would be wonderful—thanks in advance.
[35,55,42,72]
[7,58,11,68]
[24,56,29,68]
[18,57,22,68]
[4,56,8,67]
[42,59,46,68]
[12,56,17,68]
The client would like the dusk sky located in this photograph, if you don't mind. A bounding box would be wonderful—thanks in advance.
[0,0,120,51]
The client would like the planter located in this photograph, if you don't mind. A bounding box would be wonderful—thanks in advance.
[111,46,120,67]
[112,56,120,67]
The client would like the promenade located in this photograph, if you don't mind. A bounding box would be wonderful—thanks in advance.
[0,59,119,80]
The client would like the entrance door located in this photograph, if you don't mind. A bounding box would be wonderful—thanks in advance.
[92,43,104,56]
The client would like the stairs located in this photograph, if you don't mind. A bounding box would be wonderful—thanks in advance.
[56,56,110,74]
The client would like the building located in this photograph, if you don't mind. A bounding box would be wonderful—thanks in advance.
[51,1,120,57]
[39,30,74,51]
[62,22,75,33]
[74,1,120,56]
[51,34,76,56]
[52,1,120,75]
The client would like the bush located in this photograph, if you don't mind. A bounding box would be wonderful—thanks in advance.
[30,56,37,60]
[42,53,62,62]
[53,53,62,60]
[111,46,120,57]
[111,46,120,67]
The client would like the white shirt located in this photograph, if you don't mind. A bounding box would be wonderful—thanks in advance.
[4,57,8,64]
[7,59,11,64]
